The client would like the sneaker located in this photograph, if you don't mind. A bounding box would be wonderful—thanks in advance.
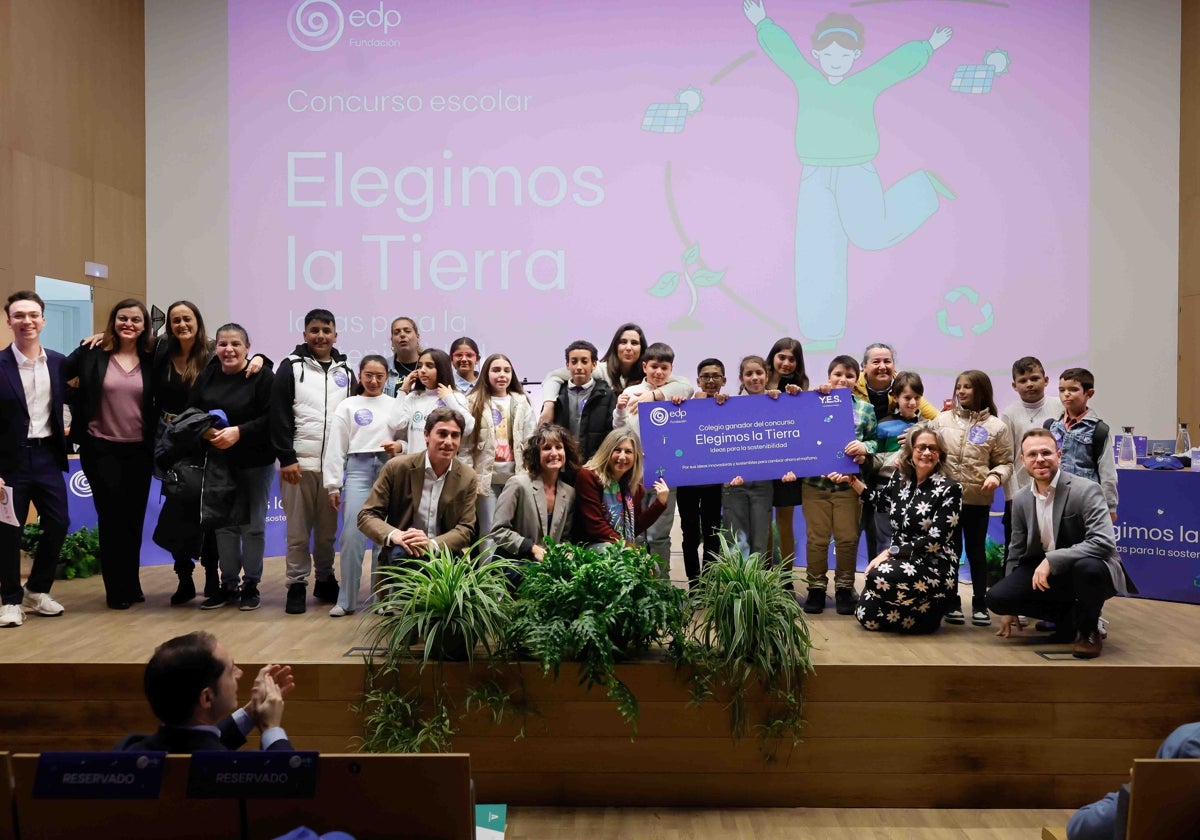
[834,588,858,616]
[23,591,65,616]
[329,605,347,617]
[944,610,966,625]
[971,610,991,627]
[312,577,340,604]
[803,588,826,614]
[239,583,261,611]
[285,584,307,614]
[1098,616,1109,639]
[201,588,235,610]
[1072,630,1103,659]
[0,604,24,627]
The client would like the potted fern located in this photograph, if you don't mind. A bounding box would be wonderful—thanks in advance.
[508,540,687,730]
[368,544,515,665]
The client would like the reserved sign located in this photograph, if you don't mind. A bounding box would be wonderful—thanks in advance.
[34,752,166,799]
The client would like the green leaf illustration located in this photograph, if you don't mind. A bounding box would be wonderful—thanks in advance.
[692,268,726,287]
[682,243,700,265]
[648,271,680,297]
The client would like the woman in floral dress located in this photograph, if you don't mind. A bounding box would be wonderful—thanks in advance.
[828,424,962,634]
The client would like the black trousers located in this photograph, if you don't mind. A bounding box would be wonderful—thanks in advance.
[0,444,69,605]
[951,503,990,611]
[677,484,722,584]
[80,436,152,605]
[985,556,1117,634]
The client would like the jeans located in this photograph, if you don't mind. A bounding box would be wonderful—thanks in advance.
[215,463,274,587]
[281,469,338,586]
[475,481,507,558]
[645,487,676,576]
[795,163,939,341]
[952,503,991,611]
[335,453,386,612]
[722,481,773,562]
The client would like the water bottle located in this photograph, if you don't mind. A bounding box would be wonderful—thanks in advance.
[1117,426,1137,468]
[1175,422,1191,457]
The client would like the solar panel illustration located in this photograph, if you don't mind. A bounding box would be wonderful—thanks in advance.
[641,102,690,133]
[950,64,995,94]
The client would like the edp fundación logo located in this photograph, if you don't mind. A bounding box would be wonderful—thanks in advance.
[288,0,402,51]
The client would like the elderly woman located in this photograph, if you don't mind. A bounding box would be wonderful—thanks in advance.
[489,424,581,583]
[829,423,963,634]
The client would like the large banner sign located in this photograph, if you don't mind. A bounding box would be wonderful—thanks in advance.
[1114,470,1200,605]
[640,390,858,487]
[229,1,1089,396]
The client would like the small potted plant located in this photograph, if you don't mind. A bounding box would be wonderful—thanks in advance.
[368,544,515,666]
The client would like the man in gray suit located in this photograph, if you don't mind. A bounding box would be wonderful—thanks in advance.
[986,428,1127,659]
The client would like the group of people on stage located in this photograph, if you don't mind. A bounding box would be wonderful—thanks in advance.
[0,293,1128,657]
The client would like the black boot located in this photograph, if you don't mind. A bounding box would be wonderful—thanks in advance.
[170,559,196,606]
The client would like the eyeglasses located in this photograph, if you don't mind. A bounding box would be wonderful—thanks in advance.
[698,373,724,381]
[913,444,939,453]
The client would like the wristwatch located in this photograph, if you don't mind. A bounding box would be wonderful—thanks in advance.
[888,545,901,556]
[888,545,911,559]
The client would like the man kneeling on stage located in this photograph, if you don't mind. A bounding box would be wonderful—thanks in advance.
[117,630,295,752]
[986,428,1128,659]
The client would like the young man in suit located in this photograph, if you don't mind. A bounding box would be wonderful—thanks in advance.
[0,291,70,628]
[117,631,295,752]
[357,407,478,558]
[550,340,614,462]
[986,428,1128,659]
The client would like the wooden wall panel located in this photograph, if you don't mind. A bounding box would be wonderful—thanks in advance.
[1180,0,1198,426]
[88,0,146,196]
[7,0,93,178]
[0,0,10,150]
[11,152,92,285]
[0,149,11,273]
[94,183,147,292]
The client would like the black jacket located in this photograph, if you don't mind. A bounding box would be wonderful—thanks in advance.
[552,378,615,461]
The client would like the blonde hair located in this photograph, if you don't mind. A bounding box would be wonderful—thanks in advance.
[584,428,644,490]
[896,422,947,479]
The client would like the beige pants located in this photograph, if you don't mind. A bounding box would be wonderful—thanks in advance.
[802,484,861,591]
[281,469,338,586]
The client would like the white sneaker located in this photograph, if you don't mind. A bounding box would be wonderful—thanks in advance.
[329,605,347,617]
[23,591,64,616]
[0,604,24,627]
[1098,616,1109,639]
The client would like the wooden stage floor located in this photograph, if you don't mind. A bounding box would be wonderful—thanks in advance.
[4,555,1200,811]
[4,554,1198,668]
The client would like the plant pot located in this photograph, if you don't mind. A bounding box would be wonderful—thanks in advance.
[424,629,471,662]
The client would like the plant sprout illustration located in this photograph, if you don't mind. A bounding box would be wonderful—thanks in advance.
[647,242,727,330]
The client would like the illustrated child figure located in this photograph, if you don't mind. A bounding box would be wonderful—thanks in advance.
[802,355,878,615]
[1000,356,1064,552]
[867,370,925,546]
[743,0,954,348]
[677,358,727,588]
[1048,368,1117,521]
[613,342,681,574]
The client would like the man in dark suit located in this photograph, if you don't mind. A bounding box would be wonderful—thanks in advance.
[987,428,1128,659]
[358,407,477,557]
[549,340,615,461]
[117,631,295,752]
[0,291,70,628]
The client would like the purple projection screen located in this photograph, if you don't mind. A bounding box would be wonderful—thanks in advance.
[229,1,1088,389]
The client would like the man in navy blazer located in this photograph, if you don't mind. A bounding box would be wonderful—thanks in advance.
[0,291,70,628]
[117,631,296,752]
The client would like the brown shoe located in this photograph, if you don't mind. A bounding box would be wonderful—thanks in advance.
[1072,630,1103,659]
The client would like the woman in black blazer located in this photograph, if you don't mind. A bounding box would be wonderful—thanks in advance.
[63,298,157,609]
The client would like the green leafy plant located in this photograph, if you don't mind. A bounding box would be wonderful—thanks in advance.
[508,540,687,732]
[59,526,100,579]
[681,532,813,759]
[355,665,455,754]
[368,544,516,666]
[21,521,43,557]
[984,536,1006,586]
